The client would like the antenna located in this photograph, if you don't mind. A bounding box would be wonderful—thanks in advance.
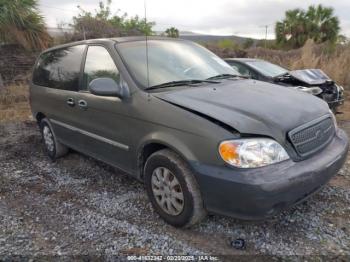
[144,0,150,89]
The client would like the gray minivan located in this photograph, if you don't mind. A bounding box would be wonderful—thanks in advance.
[30,37,349,227]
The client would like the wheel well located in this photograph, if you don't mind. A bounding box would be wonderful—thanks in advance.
[35,112,46,123]
[138,143,168,179]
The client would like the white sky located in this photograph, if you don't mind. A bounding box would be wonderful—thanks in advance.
[39,0,350,39]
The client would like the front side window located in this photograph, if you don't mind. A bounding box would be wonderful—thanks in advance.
[117,40,240,88]
[245,61,288,78]
[33,45,85,91]
[229,62,251,77]
[82,46,120,90]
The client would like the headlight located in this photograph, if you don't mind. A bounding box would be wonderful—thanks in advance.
[219,138,289,168]
[295,86,323,96]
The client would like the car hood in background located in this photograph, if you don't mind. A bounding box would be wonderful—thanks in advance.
[288,69,332,85]
[154,79,330,145]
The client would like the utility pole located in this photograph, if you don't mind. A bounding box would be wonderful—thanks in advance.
[259,24,269,48]
[264,25,268,48]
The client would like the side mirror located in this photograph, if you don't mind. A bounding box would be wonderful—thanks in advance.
[89,78,123,98]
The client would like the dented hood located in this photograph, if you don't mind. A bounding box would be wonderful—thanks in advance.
[154,79,330,144]
[288,69,332,85]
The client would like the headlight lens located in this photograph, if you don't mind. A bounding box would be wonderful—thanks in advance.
[219,138,289,168]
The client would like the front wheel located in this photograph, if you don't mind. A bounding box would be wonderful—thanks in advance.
[144,149,206,227]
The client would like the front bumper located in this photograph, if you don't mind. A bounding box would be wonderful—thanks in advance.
[192,129,349,220]
[327,98,344,109]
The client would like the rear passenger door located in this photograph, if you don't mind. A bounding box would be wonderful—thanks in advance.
[73,45,131,172]
[32,45,86,147]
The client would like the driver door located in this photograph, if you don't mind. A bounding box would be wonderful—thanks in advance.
[73,45,131,172]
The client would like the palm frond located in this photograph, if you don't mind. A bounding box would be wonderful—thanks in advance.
[0,0,51,50]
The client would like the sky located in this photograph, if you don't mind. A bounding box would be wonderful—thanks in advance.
[38,0,350,39]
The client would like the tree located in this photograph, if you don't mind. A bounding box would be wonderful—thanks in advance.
[72,1,120,39]
[337,34,349,45]
[275,4,340,49]
[0,0,51,50]
[217,39,239,50]
[71,0,155,40]
[243,38,254,49]
[165,27,179,38]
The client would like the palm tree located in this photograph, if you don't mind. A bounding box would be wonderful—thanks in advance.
[0,0,51,50]
[165,27,179,38]
[305,5,339,43]
[275,5,340,49]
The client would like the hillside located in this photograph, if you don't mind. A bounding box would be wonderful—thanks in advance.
[178,31,258,44]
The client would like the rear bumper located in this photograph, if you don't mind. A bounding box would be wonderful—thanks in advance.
[192,129,349,219]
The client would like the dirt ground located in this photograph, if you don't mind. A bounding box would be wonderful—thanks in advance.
[0,118,349,260]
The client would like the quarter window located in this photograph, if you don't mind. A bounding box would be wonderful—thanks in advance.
[82,46,120,90]
[33,45,85,91]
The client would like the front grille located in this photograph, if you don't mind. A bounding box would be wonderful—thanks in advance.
[288,116,335,157]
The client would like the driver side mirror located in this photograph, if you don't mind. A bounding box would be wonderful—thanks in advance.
[89,78,123,98]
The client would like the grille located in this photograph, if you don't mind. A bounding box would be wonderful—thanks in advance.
[288,116,335,157]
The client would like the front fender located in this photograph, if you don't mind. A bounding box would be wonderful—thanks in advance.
[133,130,206,179]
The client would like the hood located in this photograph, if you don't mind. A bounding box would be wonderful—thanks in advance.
[154,79,330,144]
[288,69,332,85]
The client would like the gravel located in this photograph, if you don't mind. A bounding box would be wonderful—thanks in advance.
[0,121,350,259]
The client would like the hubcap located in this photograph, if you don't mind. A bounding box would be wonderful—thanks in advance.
[43,126,54,152]
[151,167,184,216]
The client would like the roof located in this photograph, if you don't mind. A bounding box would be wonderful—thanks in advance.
[224,58,262,62]
[111,36,185,43]
[42,36,185,54]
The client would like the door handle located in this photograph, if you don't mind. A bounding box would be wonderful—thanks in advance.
[78,100,88,109]
[66,98,75,106]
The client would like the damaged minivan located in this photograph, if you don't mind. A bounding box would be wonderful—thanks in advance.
[225,58,344,112]
[30,37,349,227]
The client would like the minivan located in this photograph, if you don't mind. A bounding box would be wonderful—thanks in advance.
[30,37,349,227]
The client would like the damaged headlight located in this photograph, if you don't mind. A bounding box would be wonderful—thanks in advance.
[295,86,323,96]
[336,84,344,98]
[219,138,289,168]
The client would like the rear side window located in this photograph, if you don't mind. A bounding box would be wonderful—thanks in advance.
[33,45,85,91]
[82,46,120,90]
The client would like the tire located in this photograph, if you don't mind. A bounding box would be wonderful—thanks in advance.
[144,149,206,227]
[40,118,68,160]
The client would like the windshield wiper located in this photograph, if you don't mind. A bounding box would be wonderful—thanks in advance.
[144,79,219,91]
[207,74,244,80]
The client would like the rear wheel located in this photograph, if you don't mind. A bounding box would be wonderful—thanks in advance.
[144,149,206,227]
[40,118,68,160]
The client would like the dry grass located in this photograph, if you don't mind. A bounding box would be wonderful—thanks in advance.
[291,41,350,89]
[0,84,32,123]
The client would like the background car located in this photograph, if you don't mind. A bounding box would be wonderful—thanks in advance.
[224,58,344,112]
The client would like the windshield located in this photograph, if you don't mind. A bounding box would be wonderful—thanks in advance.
[245,60,288,78]
[117,40,240,88]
